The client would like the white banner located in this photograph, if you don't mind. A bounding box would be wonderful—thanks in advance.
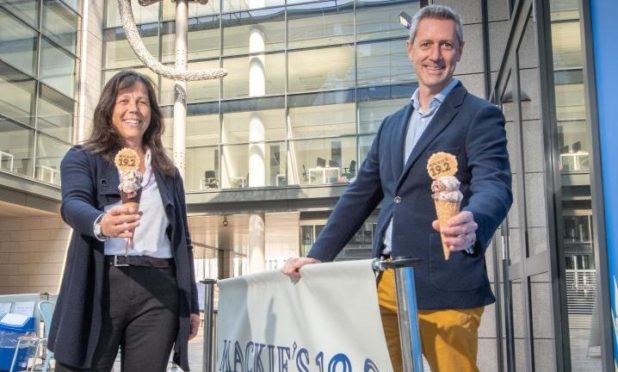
[216,259,393,372]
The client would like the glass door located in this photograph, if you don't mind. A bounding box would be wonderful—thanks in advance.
[548,0,602,369]
[492,0,605,370]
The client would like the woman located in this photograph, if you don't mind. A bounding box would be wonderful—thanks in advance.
[49,70,200,372]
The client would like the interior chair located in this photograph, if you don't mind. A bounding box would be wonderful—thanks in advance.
[342,160,357,181]
[38,300,55,372]
[203,170,218,189]
[316,157,326,168]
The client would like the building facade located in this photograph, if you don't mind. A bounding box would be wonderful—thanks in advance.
[0,0,614,370]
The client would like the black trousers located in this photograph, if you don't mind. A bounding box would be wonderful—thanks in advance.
[56,265,179,372]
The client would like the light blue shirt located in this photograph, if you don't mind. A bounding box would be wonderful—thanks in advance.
[382,78,460,255]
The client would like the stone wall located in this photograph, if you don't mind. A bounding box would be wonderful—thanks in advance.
[0,216,70,294]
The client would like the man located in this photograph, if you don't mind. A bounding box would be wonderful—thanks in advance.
[283,4,512,372]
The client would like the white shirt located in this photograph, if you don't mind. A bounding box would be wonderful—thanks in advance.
[104,149,172,258]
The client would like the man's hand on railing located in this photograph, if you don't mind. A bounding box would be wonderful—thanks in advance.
[281,257,322,279]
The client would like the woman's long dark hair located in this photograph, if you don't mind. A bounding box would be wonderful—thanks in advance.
[83,70,175,176]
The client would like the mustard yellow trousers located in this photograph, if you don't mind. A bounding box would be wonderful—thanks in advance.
[377,269,484,372]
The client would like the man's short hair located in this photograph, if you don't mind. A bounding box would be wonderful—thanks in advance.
[408,5,464,46]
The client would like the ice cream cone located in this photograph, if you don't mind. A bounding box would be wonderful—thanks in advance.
[434,199,461,260]
[427,152,462,261]
[115,148,143,213]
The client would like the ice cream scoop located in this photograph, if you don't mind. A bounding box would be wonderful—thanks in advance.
[118,168,143,207]
[431,176,463,203]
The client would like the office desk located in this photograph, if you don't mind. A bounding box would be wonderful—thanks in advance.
[276,174,287,186]
[0,151,14,172]
[308,167,340,184]
[560,151,589,172]
[38,165,59,184]
[231,176,247,188]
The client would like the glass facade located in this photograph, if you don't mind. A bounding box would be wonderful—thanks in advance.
[549,0,601,369]
[103,0,419,191]
[489,0,606,370]
[0,0,79,185]
[0,0,614,370]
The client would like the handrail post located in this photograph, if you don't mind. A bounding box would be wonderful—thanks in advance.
[201,279,216,372]
[373,258,424,371]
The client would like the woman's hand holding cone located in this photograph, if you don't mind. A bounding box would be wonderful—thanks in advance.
[99,205,142,239]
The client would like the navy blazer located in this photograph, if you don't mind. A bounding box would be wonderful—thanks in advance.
[309,83,512,310]
[48,146,198,371]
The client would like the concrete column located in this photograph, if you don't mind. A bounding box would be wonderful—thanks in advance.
[76,0,105,143]
[248,23,266,187]
[173,0,188,177]
[247,213,265,274]
[218,218,234,279]
[248,114,265,186]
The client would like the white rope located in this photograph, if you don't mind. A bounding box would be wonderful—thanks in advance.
[118,0,227,81]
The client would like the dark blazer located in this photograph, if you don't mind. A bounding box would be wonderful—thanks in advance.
[48,146,199,371]
[309,83,512,310]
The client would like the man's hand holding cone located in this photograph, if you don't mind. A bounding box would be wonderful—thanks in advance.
[427,152,463,260]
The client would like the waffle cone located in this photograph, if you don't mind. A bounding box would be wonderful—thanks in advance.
[434,199,461,260]
[123,201,140,209]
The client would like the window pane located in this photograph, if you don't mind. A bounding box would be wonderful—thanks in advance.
[36,133,69,185]
[62,0,80,13]
[289,102,355,139]
[40,37,76,97]
[222,8,285,56]
[265,142,286,186]
[186,146,219,191]
[223,53,285,98]
[289,137,355,185]
[551,21,582,70]
[187,114,219,147]
[43,0,78,54]
[223,0,285,12]
[288,45,355,93]
[221,140,288,188]
[0,118,34,177]
[222,108,285,144]
[37,83,74,142]
[0,9,38,77]
[356,1,417,41]
[2,0,38,28]
[357,40,413,87]
[163,0,221,21]
[222,143,248,189]
[162,16,221,63]
[161,60,221,105]
[287,1,354,49]
[359,98,409,133]
[104,27,159,69]
[556,83,588,173]
[106,0,159,28]
[0,72,36,127]
[359,134,375,163]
